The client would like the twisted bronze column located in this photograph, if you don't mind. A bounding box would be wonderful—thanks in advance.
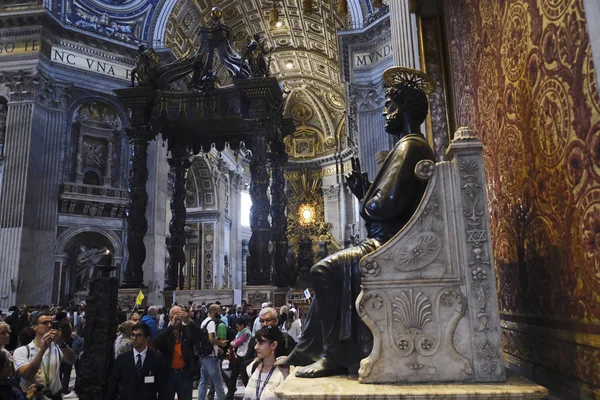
[166,144,190,290]
[270,141,289,286]
[247,130,271,285]
[122,128,153,288]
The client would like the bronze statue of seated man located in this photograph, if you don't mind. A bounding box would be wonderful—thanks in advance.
[283,67,436,378]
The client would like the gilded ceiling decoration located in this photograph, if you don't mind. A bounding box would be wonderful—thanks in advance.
[164,0,349,159]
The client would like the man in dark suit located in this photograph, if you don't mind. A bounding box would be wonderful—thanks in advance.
[105,323,165,400]
[227,304,245,330]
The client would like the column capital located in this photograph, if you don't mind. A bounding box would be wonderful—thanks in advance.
[1,69,72,110]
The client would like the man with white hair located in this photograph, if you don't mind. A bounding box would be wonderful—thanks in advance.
[141,306,159,341]
[251,302,271,335]
[240,306,296,386]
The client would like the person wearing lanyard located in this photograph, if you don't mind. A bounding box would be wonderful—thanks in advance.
[12,313,77,400]
[244,326,289,400]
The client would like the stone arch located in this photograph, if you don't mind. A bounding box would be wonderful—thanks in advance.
[186,156,218,210]
[54,227,123,300]
[56,226,123,258]
[348,0,367,28]
[150,0,178,48]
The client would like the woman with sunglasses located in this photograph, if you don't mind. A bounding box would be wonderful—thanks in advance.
[244,326,289,400]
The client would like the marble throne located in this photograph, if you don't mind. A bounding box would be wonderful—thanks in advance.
[356,127,506,384]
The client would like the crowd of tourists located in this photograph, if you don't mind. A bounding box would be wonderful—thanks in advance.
[0,300,303,400]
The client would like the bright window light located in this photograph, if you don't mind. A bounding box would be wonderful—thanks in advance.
[241,191,252,227]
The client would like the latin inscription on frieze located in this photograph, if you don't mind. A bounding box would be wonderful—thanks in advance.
[0,39,42,56]
[353,42,393,69]
[50,45,133,81]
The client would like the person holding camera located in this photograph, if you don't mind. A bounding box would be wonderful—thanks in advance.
[12,312,76,400]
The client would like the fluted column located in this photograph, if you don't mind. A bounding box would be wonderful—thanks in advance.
[166,143,190,290]
[270,143,288,287]
[122,127,153,288]
[0,101,34,308]
[389,0,421,69]
[247,130,271,285]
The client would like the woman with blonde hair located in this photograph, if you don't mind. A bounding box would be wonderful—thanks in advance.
[113,320,135,359]
[0,322,11,362]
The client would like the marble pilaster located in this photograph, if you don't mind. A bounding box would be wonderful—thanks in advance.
[0,70,69,307]
[143,140,168,305]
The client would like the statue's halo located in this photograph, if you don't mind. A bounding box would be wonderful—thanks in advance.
[383,67,437,95]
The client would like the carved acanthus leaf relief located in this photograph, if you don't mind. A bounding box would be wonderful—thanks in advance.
[1,69,71,109]
[322,184,340,201]
[392,290,435,356]
[351,83,386,112]
[478,339,500,375]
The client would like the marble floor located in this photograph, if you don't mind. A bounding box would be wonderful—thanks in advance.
[62,362,245,399]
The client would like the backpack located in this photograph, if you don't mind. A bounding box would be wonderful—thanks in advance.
[226,326,236,343]
[198,319,215,357]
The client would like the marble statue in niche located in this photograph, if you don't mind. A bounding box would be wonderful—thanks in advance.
[76,245,110,291]
[283,67,436,378]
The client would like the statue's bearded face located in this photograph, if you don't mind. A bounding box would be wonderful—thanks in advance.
[382,93,405,134]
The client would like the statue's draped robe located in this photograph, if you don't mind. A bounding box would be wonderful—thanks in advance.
[289,134,435,370]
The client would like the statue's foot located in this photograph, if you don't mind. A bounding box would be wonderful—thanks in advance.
[281,349,313,367]
[295,358,345,378]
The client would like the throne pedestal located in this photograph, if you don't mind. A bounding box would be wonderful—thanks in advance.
[275,370,547,399]
[276,128,547,398]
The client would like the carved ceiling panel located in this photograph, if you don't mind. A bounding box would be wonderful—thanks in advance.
[164,0,348,159]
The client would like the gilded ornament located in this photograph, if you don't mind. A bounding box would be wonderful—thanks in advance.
[383,67,437,95]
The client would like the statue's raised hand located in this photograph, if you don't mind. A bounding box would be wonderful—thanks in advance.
[345,157,370,200]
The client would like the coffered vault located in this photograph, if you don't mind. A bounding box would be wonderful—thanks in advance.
[163,0,352,159]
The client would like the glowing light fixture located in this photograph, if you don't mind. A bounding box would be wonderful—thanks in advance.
[298,203,316,226]
[269,1,283,28]
[286,60,294,69]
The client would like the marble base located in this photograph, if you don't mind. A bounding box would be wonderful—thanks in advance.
[274,370,548,399]
[118,287,148,310]
[168,289,235,307]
